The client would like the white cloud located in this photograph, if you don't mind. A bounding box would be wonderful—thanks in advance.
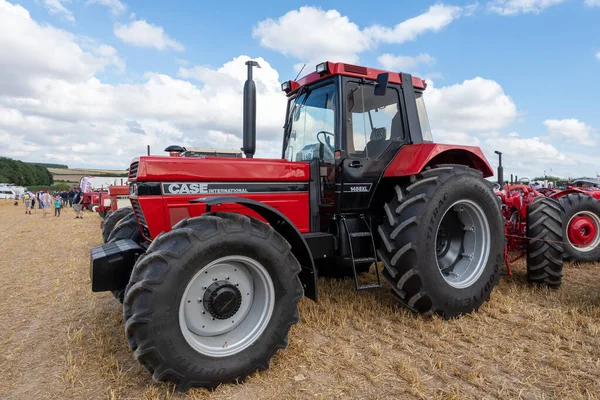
[424,77,518,132]
[544,118,597,146]
[86,0,126,15]
[488,0,565,15]
[420,79,590,178]
[114,20,184,51]
[0,0,287,167]
[40,0,74,22]
[365,4,464,43]
[584,0,600,6]
[0,0,122,97]
[377,53,435,72]
[253,5,469,66]
[596,51,600,61]
[252,7,372,65]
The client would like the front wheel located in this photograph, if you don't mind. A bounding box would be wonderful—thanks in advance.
[377,165,504,318]
[123,213,303,390]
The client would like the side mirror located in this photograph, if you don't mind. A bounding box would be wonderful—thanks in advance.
[374,73,388,96]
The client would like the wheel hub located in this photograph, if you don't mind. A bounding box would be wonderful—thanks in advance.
[436,228,449,256]
[435,200,491,289]
[203,281,242,320]
[567,212,600,251]
[568,215,597,246]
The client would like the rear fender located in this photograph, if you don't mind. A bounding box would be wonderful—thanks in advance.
[384,143,494,178]
[548,188,586,199]
[190,196,318,301]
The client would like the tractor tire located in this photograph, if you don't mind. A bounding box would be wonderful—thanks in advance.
[102,206,132,243]
[377,165,504,318]
[107,213,144,303]
[526,197,564,287]
[123,212,303,390]
[558,193,600,262]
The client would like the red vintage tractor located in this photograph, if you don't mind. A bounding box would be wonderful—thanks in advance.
[90,61,539,390]
[494,152,600,268]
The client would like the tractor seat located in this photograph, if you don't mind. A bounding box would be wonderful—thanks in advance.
[365,127,389,159]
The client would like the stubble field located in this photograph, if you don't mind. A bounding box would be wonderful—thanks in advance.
[1,199,599,400]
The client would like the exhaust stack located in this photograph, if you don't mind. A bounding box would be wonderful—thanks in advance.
[494,150,504,185]
[242,60,261,158]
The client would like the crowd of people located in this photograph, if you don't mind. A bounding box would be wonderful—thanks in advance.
[22,188,85,218]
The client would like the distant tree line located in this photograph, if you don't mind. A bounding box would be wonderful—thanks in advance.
[0,157,54,186]
[32,162,69,169]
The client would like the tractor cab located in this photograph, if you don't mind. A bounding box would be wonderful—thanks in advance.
[281,62,434,215]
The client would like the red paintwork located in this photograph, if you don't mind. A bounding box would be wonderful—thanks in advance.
[567,215,598,246]
[135,192,310,240]
[83,191,104,208]
[287,62,427,96]
[494,184,542,275]
[383,143,494,178]
[133,156,309,182]
[131,156,311,240]
[550,187,600,201]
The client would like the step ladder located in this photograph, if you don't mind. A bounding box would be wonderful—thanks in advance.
[340,214,382,291]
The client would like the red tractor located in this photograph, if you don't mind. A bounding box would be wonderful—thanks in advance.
[494,152,600,267]
[91,61,521,390]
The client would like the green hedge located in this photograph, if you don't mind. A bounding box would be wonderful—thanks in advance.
[0,157,54,186]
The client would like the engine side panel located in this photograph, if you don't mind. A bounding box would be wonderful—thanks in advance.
[134,156,310,182]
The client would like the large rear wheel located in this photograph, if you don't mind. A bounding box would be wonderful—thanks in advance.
[123,212,303,390]
[558,193,600,262]
[526,197,564,287]
[377,165,504,318]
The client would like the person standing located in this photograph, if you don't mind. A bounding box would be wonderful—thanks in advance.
[23,192,32,214]
[73,187,84,218]
[40,190,51,217]
[68,189,74,207]
[54,195,62,217]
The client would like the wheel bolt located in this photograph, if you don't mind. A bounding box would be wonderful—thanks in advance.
[197,298,202,303]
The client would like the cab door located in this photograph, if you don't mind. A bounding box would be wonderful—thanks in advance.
[339,78,408,212]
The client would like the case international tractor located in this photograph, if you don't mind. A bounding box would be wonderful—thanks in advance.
[90,60,560,390]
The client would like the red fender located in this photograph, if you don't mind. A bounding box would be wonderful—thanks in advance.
[548,188,600,200]
[383,143,494,178]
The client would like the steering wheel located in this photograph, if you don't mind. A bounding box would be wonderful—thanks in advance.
[316,131,335,154]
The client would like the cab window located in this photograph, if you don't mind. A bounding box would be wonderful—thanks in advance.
[346,81,403,159]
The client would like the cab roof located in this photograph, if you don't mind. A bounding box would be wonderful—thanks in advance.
[285,61,427,96]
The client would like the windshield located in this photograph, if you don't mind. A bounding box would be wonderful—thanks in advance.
[283,83,336,162]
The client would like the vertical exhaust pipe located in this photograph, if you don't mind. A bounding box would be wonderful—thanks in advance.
[510,174,513,184]
[494,150,504,186]
[243,60,261,158]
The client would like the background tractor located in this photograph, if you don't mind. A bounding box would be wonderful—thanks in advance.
[91,60,510,390]
[494,152,600,269]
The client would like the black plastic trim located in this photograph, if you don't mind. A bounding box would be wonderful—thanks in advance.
[400,72,423,144]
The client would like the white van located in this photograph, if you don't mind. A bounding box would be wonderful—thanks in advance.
[0,188,16,199]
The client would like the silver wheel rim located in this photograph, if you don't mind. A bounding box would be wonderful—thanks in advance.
[178,255,275,357]
[435,200,491,289]
[567,211,600,252]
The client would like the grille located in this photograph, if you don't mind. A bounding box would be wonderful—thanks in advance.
[130,198,151,239]
[129,161,139,181]
[343,63,368,75]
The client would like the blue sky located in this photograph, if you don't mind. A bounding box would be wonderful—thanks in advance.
[0,0,598,178]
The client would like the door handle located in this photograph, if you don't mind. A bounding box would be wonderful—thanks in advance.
[349,160,363,168]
